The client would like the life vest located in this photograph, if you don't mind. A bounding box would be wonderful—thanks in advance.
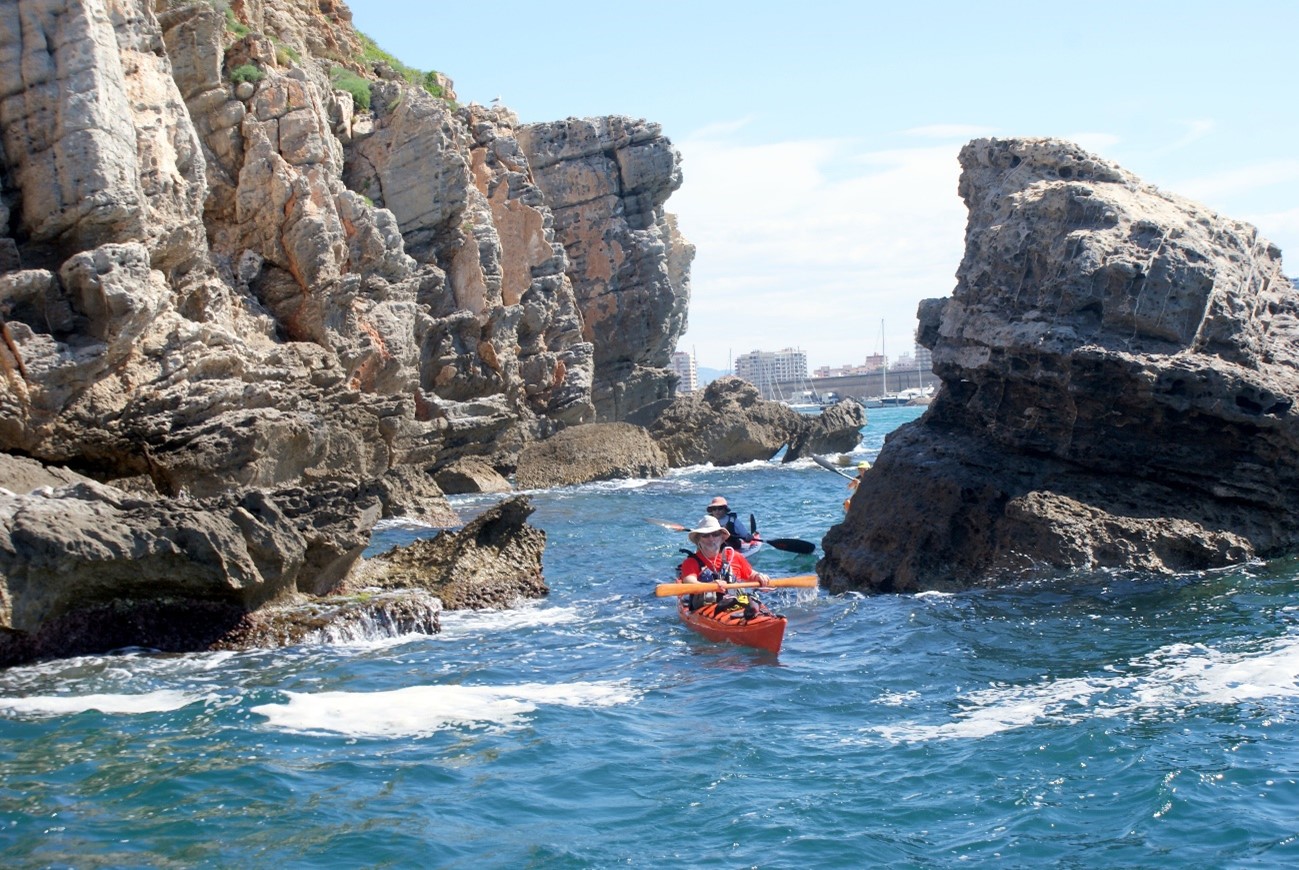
[681,549,753,612]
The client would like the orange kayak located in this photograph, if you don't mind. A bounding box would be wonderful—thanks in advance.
[677,598,787,654]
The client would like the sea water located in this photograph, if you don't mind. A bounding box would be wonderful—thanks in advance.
[3,406,1299,868]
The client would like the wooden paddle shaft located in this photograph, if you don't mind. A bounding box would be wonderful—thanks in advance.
[654,575,818,597]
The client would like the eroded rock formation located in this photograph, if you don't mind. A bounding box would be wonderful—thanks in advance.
[645,376,810,467]
[0,0,691,663]
[350,495,546,609]
[514,421,668,489]
[519,117,692,420]
[820,137,1298,593]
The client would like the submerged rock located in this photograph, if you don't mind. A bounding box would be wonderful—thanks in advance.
[821,137,1298,593]
[212,589,443,649]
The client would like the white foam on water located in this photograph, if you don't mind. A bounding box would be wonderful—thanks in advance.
[436,602,581,638]
[251,680,638,738]
[372,517,447,533]
[869,634,1299,744]
[510,477,654,498]
[0,689,206,718]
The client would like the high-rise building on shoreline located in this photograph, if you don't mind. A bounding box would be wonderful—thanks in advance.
[735,348,808,393]
[669,350,697,393]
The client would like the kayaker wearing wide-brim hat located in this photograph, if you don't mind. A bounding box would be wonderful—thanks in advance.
[679,515,770,608]
[705,496,759,551]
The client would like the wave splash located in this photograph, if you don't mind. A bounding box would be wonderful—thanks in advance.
[251,680,638,738]
[871,633,1299,743]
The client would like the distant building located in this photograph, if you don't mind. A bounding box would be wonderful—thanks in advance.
[863,352,885,373]
[814,363,870,378]
[669,351,697,393]
[914,342,933,373]
[735,347,807,393]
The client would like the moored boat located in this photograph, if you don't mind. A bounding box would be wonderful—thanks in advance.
[677,597,787,654]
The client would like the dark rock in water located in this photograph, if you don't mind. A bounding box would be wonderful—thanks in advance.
[351,495,546,609]
[647,377,804,466]
[515,422,667,488]
[0,478,311,666]
[821,137,1298,593]
[784,399,867,461]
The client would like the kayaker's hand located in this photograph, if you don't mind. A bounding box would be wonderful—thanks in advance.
[755,573,771,588]
[715,581,728,595]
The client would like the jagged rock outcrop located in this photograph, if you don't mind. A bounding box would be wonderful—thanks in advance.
[0,0,692,494]
[433,456,512,495]
[820,137,1298,594]
[646,376,807,466]
[0,0,690,662]
[518,117,693,421]
[349,495,546,609]
[784,399,868,460]
[0,475,310,665]
[514,421,668,489]
[0,460,535,663]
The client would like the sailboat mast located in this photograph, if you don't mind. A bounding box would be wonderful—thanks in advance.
[881,319,887,395]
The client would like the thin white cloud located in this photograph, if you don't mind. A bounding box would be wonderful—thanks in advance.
[1066,132,1122,153]
[686,117,759,141]
[903,124,997,140]
[670,132,967,370]
[1173,118,1215,149]
[1176,159,1299,202]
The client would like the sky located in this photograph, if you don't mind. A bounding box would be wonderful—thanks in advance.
[347,0,1299,372]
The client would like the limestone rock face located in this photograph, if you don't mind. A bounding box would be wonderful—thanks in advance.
[0,0,688,662]
[518,117,692,420]
[821,137,1298,593]
[0,0,208,274]
[514,421,668,489]
[0,0,663,500]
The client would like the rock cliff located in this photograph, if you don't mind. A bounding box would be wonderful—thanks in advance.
[0,0,692,662]
[518,118,692,420]
[820,138,1298,593]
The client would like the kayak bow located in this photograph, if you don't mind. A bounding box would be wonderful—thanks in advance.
[677,598,787,655]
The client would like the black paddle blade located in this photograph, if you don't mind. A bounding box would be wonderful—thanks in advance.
[767,538,816,555]
[812,454,856,480]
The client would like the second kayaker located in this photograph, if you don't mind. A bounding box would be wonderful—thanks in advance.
[704,496,760,552]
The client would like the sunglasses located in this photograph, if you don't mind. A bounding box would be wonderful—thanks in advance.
[706,505,728,512]
[704,530,727,538]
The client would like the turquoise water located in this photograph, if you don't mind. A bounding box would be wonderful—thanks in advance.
[4,406,1299,868]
